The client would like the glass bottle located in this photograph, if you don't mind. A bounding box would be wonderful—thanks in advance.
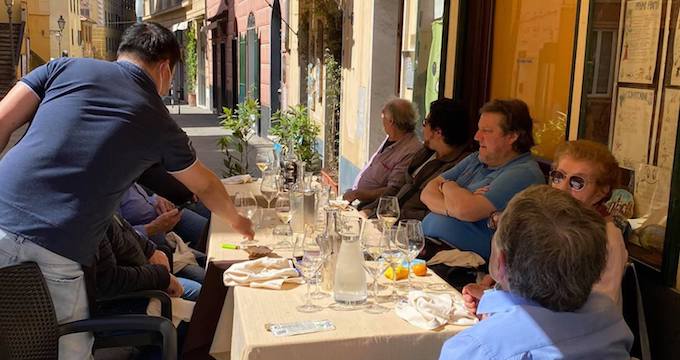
[320,208,340,291]
[281,140,298,191]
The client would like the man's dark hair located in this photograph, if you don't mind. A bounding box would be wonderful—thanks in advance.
[495,185,607,312]
[118,22,182,69]
[480,98,535,153]
[427,98,470,146]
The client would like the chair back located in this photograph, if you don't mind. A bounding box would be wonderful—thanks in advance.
[621,262,651,360]
[0,262,60,360]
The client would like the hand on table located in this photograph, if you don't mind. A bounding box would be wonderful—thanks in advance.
[343,190,358,203]
[166,274,184,298]
[231,214,255,240]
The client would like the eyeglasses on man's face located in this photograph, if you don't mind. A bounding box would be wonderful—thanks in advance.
[487,210,502,231]
[549,169,587,192]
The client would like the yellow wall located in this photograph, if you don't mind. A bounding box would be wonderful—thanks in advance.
[339,0,374,187]
[399,0,418,100]
[490,0,577,159]
[284,0,301,108]
[0,1,21,22]
[443,0,459,99]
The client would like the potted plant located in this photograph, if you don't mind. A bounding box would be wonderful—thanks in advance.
[270,105,322,171]
[185,25,197,106]
[217,97,260,176]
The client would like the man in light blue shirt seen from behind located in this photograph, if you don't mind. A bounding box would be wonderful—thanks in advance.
[439,185,633,359]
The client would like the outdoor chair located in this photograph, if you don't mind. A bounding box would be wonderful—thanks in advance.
[621,262,651,360]
[0,262,177,360]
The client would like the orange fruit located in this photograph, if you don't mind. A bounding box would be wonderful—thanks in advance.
[412,262,427,276]
[384,266,408,280]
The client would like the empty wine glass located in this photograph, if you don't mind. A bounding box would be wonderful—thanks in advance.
[260,170,279,209]
[361,219,389,314]
[381,227,404,303]
[235,191,258,246]
[255,149,274,176]
[396,219,425,295]
[273,195,293,249]
[293,227,324,313]
[311,228,331,299]
[377,196,400,235]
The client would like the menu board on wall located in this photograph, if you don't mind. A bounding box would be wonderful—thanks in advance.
[612,87,655,169]
[618,0,662,84]
[671,9,680,85]
[658,88,680,169]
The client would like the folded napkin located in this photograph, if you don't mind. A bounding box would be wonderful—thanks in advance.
[427,249,486,268]
[222,174,253,185]
[223,257,304,289]
[395,291,478,330]
[147,297,195,327]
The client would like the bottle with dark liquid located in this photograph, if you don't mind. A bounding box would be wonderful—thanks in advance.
[281,141,298,191]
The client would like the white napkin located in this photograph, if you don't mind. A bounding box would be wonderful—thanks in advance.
[426,249,486,268]
[222,174,253,185]
[223,257,304,289]
[147,297,195,327]
[395,291,478,330]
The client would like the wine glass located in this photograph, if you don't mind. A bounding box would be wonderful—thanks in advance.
[396,219,425,295]
[273,195,293,249]
[311,228,331,299]
[235,192,258,246]
[361,219,389,314]
[260,170,279,209]
[293,227,324,313]
[377,196,400,234]
[255,149,274,176]
[381,227,404,303]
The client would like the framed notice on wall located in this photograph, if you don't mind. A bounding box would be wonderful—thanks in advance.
[619,0,663,84]
[612,87,655,169]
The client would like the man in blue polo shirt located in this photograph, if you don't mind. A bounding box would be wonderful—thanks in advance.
[420,99,544,260]
[439,186,632,359]
[0,22,253,358]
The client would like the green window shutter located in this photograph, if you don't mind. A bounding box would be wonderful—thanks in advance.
[239,35,246,103]
[254,36,260,100]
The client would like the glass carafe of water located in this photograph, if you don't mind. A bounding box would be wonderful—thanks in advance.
[333,214,367,305]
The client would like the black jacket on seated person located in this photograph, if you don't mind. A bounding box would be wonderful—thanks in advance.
[360,147,470,220]
[95,214,170,298]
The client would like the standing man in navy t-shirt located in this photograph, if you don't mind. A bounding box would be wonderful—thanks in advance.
[0,22,253,358]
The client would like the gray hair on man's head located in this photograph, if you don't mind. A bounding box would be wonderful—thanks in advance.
[495,185,607,312]
[382,98,417,133]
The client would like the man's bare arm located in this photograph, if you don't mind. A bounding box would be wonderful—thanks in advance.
[0,83,40,151]
[420,176,447,214]
[441,181,496,222]
[171,160,254,239]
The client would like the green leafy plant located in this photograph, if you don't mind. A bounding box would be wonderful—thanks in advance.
[270,104,322,171]
[217,97,260,176]
[185,25,197,94]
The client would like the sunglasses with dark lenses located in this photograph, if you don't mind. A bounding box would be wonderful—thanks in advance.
[549,170,586,191]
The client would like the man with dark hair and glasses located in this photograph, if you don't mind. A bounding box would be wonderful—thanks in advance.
[359,98,471,220]
[0,22,253,358]
[420,99,545,261]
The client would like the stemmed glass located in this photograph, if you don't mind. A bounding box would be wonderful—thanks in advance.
[260,170,279,224]
[273,195,293,249]
[255,149,274,176]
[361,219,389,314]
[311,228,332,299]
[293,226,324,313]
[377,196,400,236]
[235,192,258,246]
[396,219,425,294]
[381,227,404,303]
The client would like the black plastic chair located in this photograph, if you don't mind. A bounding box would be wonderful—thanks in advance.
[621,262,651,360]
[0,262,177,360]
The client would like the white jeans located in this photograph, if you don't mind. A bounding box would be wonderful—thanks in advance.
[0,227,94,359]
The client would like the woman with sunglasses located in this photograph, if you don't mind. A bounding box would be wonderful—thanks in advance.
[464,140,628,315]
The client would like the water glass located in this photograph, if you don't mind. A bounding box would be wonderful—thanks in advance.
[361,219,389,314]
[293,227,324,313]
[235,191,258,246]
[396,219,425,294]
